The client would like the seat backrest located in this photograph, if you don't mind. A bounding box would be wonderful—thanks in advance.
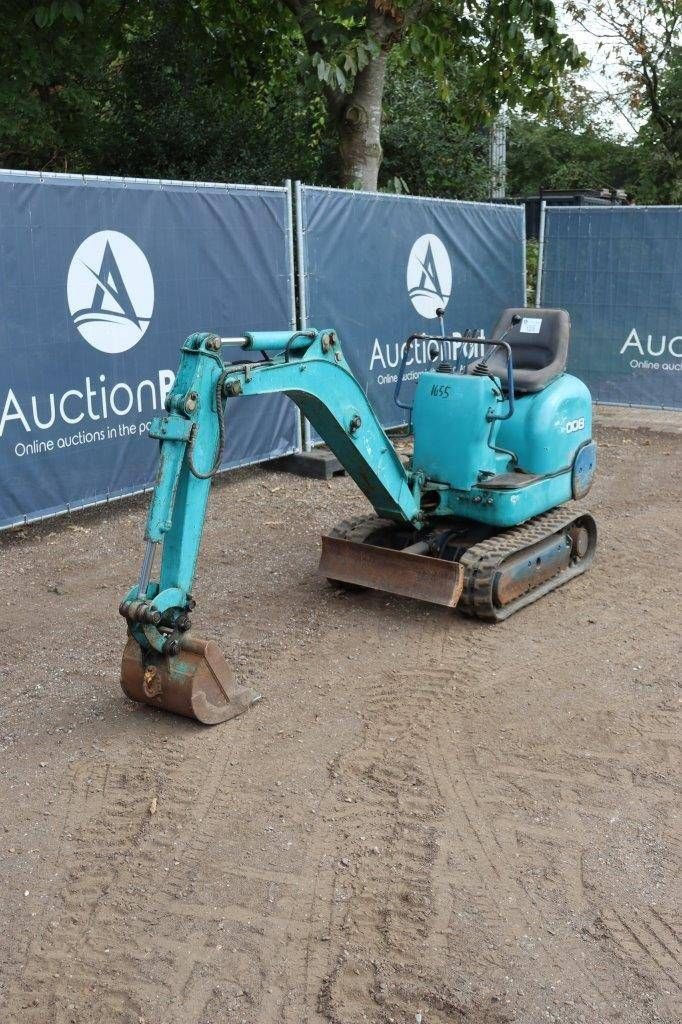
[490,307,570,393]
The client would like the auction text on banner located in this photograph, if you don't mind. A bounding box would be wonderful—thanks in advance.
[0,174,299,529]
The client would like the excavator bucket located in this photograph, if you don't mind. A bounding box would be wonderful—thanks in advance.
[121,633,260,725]
[319,535,464,608]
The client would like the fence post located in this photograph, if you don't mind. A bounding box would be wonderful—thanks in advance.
[294,180,312,451]
[284,178,304,453]
[536,200,547,305]
[522,213,528,304]
[284,180,297,331]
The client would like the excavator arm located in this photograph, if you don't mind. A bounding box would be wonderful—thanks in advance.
[122,328,419,649]
[118,328,431,722]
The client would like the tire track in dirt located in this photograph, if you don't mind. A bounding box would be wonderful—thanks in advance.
[2,428,679,1023]
[596,906,681,990]
[272,616,521,1024]
[3,729,249,1023]
[275,614,643,1024]
[4,601,675,1024]
[427,623,680,1022]
[427,735,617,1020]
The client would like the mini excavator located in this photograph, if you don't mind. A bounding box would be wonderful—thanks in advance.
[119,308,597,723]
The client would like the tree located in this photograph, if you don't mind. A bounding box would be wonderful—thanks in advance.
[3,1,583,194]
[276,1,583,189]
[96,4,332,186]
[565,0,681,160]
[380,57,491,198]
[506,82,637,195]
[635,46,682,202]
[0,0,116,170]
[0,1,332,183]
[506,67,681,205]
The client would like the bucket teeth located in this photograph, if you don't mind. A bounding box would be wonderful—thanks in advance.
[319,534,464,608]
[121,634,260,725]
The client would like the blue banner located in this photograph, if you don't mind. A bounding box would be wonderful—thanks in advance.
[297,185,526,433]
[539,206,682,409]
[0,172,299,529]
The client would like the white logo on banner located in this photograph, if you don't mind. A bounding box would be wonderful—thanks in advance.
[406,233,452,319]
[67,231,154,353]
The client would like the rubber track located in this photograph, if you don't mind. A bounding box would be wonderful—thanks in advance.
[458,507,596,621]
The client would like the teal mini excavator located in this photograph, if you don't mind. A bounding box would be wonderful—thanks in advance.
[119,309,597,723]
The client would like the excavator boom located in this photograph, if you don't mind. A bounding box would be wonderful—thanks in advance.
[119,328,459,723]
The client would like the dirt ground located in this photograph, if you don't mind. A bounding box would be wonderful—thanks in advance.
[0,416,680,1024]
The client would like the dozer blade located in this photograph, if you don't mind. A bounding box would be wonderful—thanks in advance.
[121,633,260,725]
[320,534,464,608]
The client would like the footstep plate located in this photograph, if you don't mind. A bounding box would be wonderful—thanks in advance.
[319,534,464,608]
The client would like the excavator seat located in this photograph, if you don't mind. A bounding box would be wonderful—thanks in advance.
[471,307,570,394]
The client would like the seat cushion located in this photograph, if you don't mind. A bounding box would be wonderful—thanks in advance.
[473,308,570,393]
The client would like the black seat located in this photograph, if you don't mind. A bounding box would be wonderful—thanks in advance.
[473,307,570,394]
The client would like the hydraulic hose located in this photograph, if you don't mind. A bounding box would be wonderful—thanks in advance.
[187,369,230,479]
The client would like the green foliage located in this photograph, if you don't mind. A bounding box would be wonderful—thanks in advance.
[525,240,539,305]
[0,0,332,182]
[311,33,380,93]
[32,0,84,28]
[507,117,635,196]
[507,72,681,204]
[380,61,491,200]
[565,0,680,159]
[0,0,117,170]
[635,47,682,203]
[277,0,584,124]
[96,12,331,184]
[0,0,498,193]
[0,0,677,203]
[405,0,584,123]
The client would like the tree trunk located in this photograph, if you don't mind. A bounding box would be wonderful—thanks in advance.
[290,0,398,190]
[333,48,389,191]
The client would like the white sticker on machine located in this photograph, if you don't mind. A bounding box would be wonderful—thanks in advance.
[519,317,542,334]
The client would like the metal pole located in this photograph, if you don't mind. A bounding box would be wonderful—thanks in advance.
[521,212,528,305]
[536,200,547,306]
[489,108,508,199]
[294,180,312,451]
[284,180,297,331]
[285,178,305,456]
